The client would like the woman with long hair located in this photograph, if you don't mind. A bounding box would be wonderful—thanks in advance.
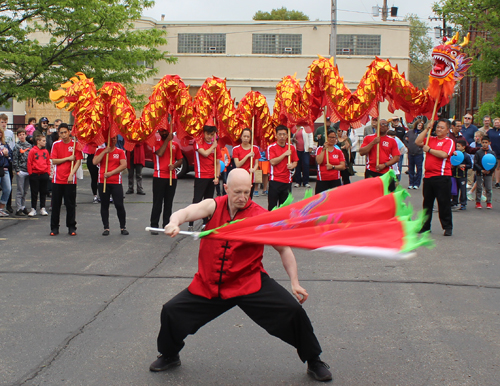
[232,128,260,198]
[0,129,13,217]
[314,129,346,194]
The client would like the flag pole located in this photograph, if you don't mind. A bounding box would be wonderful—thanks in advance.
[425,85,443,146]
[103,130,110,193]
[169,118,173,186]
[324,106,330,166]
[288,128,291,164]
[70,135,76,184]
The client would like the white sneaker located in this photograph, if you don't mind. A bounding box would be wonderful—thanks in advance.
[28,208,37,217]
[40,208,48,216]
[294,183,300,188]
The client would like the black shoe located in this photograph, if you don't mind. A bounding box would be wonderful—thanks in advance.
[307,357,333,382]
[495,183,500,188]
[149,354,181,372]
[23,207,30,215]
[102,230,110,236]
[151,231,159,235]
[137,191,146,195]
[121,229,129,235]
[15,209,26,216]
[6,206,13,214]
[126,189,134,194]
[443,229,452,236]
[68,228,77,236]
[50,229,59,236]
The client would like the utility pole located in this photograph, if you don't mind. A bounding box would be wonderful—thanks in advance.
[330,0,337,63]
[382,0,388,21]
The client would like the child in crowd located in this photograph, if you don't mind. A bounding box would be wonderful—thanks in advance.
[468,131,488,201]
[451,139,472,211]
[473,136,497,209]
[258,149,269,195]
[27,134,51,217]
[12,128,32,216]
[25,117,37,143]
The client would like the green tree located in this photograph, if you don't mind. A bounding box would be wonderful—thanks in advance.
[404,13,433,89]
[0,0,176,106]
[253,7,309,21]
[434,0,500,82]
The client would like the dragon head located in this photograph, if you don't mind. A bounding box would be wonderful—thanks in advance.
[49,72,96,111]
[430,32,472,83]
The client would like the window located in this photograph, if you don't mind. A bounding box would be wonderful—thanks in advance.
[252,34,302,55]
[137,60,153,69]
[178,33,226,54]
[336,35,381,56]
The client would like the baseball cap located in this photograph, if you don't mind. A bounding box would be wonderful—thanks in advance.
[41,117,49,123]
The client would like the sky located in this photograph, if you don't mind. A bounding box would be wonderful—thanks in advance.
[143,0,441,27]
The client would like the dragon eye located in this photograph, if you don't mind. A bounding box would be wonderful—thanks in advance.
[451,50,458,57]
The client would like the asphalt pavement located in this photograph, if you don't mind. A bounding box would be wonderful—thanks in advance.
[1,168,499,386]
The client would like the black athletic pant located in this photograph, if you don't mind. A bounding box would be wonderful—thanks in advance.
[50,183,77,231]
[98,183,126,229]
[364,169,383,178]
[268,180,291,211]
[421,175,452,232]
[87,154,99,196]
[156,273,322,363]
[150,177,177,228]
[189,178,215,226]
[315,179,341,194]
[29,173,49,210]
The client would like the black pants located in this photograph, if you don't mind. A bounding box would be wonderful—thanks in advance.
[156,273,322,363]
[451,177,467,206]
[422,176,452,232]
[50,183,77,231]
[29,173,49,210]
[150,177,177,228]
[98,183,126,229]
[189,178,215,226]
[87,154,99,196]
[364,169,383,178]
[315,179,341,194]
[268,180,291,211]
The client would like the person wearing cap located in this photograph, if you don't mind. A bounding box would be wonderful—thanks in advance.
[32,117,49,144]
[389,117,408,181]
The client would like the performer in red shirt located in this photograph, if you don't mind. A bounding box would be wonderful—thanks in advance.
[93,136,128,236]
[27,134,51,216]
[359,119,400,178]
[188,125,221,231]
[149,168,332,382]
[232,128,260,197]
[50,124,83,236]
[415,119,455,236]
[267,125,299,211]
[315,129,346,194]
[149,129,183,235]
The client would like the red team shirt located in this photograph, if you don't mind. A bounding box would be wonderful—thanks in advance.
[315,146,345,181]
[361,134,400,173]
[424,136,454,178]
[194,141,221,179]
[232,144,260,182]
[95,147,126,184]
[51,140,84,184]
[267,142,299,183]
[153,136,183,179]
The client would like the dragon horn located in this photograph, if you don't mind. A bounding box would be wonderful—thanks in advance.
[445,32,460,45]
[460,33,471,48]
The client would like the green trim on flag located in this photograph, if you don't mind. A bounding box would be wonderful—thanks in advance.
[399,211,435,253]
[379,169,397,195]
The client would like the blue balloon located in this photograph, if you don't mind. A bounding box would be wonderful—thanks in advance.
[219,160,226,173]
[450,151,464,166]
[482,153,496,171]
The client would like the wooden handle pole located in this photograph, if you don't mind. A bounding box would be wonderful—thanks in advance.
[169,119,173,186]
[250,117,255,176]
[376,102,381,166]
[70,136,76,184]
[288,129,291,164]
[425,85,443,146]
[324,106,329,165]
[103,130,110,193]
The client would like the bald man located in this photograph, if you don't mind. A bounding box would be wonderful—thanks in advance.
[150,168,332,382]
